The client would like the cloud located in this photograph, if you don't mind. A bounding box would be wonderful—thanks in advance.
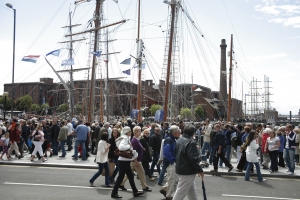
[254,1,300,28]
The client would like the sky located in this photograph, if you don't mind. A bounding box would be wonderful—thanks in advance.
[0,0,299,116]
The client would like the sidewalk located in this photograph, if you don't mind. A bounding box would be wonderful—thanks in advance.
[0,149,299,178]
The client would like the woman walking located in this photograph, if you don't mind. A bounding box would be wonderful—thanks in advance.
[89,132,112,187]
[245,131,266,182]
[266,130,280,173]
[108,128,120,184]
[111,126,144,198]
[140,129,155,180]
[31,124,47,162]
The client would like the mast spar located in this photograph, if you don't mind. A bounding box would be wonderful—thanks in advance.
[227,34,233,123]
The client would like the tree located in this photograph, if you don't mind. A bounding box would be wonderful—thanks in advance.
[0,95,12,110]
[180,107,191,120]
[195,105,205,119]
[57,103,69,112]
[40,103,50,115]
[30,104,40,112]
[75,104,82,114]
[15,95,33,111]
[150,104,163,116]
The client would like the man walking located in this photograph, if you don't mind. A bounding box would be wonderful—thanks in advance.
[50,119,60,155]
[284,124,296,175]
[160,125,181,200]
[57,121,68,157]
[210,124,234,172]
[71,120,88,161]
[66,119,73,151]
[150,126,162,177]
[172,124,204,200]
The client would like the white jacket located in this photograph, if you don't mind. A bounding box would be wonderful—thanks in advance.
[246,140,259,163]
[203,124,212,143]
[96,140,109,163]
[117,135,138,161]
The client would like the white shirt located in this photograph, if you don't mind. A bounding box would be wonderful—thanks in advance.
[107,127,112,139]
[67,122,73,134]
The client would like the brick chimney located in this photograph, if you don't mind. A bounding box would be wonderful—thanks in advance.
[219,39,227,107]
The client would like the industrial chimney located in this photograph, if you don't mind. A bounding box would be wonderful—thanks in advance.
[219,39,227,112]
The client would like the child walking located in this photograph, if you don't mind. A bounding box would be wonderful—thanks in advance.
[0,133,10,160]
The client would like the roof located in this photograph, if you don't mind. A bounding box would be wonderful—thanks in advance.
[203,97,219,110]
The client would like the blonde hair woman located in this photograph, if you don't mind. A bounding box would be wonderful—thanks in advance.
[31,124,47,162]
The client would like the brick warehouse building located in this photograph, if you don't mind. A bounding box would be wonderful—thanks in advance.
[3,77,242,120]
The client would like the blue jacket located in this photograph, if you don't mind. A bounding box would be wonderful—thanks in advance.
[278,135,284,152]
[213,131,225,150]
[163,133,176,168]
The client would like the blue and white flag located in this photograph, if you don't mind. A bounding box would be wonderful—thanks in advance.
[22,55,40,63]
[91,51,102,57]
[122,69,131,75]
[61,58,74,66]
[133,63,146,69]
[46,49,60,57]
[120,58,131,65]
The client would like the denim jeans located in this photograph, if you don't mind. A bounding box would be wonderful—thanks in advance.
[150,153,161,175]
[74,140,86,160]
[60,140,66,156]
[284,148,295,173]
[51,139,58,155]
[245,162,263,181]
[201,142,211,162]
[220,145,231,166]
[158,164,167,184]
[89,162,110,186]
[110,158,119,183]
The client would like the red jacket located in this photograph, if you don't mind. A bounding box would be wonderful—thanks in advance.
[10,128,20,143]
[261,133,269,153]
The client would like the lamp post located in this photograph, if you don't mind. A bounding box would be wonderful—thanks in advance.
[3,92,8,120]
[6,3,16,119]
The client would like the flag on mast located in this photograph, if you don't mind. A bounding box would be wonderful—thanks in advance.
[133,63,146,69]
[21,55,40,63]
[61,58,74,66]
[120,58,131,65]
[46,49,60,57]
[122,69,130,75]
[91,51,102,57]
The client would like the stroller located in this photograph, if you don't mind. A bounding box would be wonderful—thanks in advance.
[196,135,210,168]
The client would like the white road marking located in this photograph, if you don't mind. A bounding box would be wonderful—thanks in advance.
[3,182,113,190]
[222,194,300,200]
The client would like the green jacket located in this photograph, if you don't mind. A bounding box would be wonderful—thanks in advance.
[58,126,68,141]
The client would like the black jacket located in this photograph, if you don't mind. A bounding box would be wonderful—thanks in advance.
[50,124,60,140]
[175,134,203,175]
[149,133,162,154]
[108,137,118,160]
[140,136,151,162]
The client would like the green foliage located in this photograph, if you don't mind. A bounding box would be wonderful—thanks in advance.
[180,107,191,119]
[0,95,12,110]
[57,103,69,112]
[195,105,205,119]
[41,103,50,111]
[75,104,82,113]
[30,104,40,112]
[15,95,32,111]
[150,104,163,115]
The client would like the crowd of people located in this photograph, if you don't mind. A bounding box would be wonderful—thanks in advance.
[0,117,300,199]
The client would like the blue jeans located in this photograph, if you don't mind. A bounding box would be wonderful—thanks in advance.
[150,153,161,175]
[284,148,295,173]
[110,158,119,183]
[60,140,66,156]
[201,142,212,162]
[258,146,263,163]
[158,164,167,184]
[220,145,231,166]
[245,162,263,181]
[89,162,110,186]
[52,139,58,155]
[74,140,86,160]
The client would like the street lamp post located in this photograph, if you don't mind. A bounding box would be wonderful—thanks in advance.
[3,92,8,120]
[6,3,16,119]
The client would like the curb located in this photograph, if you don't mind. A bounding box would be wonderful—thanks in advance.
[205,171,300,179]
[1,161,299,179]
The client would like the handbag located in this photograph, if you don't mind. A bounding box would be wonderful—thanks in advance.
[114,148,133,159]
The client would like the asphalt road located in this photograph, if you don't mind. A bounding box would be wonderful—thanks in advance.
[0,165,300,200]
